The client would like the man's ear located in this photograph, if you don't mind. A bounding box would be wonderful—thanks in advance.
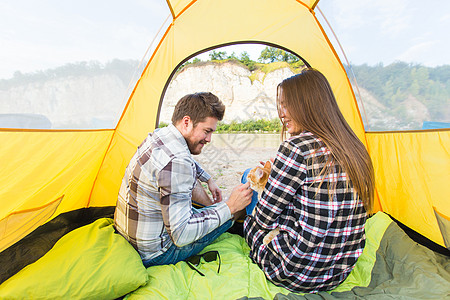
[177,116,193,135]
[181,116,191,126]
[182,116,192,128]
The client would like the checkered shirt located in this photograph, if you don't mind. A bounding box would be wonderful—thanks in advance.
[243,132,367,293]
[114,124,231,261]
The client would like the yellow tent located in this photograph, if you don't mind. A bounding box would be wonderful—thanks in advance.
[1,0,449,287]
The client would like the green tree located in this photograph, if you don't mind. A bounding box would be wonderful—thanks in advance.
[258,46,299,63]
[259,47,279,62]
[227,52,238,60]
[209,50,227,60]
[239,51,256,71]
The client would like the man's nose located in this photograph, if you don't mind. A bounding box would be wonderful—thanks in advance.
[205,133,212,142]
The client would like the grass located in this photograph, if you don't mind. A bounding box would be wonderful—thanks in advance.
[158,119,282,133]
[216,119,282,133]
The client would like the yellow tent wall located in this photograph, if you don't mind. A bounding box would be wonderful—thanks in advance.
[1,0,449,256]
[0,129,113,251]
[367,130,450,246]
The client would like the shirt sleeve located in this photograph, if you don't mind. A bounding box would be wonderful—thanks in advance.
[254,140,307,229]
[158,156,231,247]
[194,160,211,182]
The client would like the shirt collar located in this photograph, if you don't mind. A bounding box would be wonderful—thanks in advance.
[167,123,190,153]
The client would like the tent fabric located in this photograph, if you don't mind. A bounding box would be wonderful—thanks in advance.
[165,0,320,19]
[434,208,450,249]
[0,195,63,253]
[0,0,449,292]
[0,129,113,224]
[366,130,450,247]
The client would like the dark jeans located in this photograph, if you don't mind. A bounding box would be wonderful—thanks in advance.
[142,219,233,268]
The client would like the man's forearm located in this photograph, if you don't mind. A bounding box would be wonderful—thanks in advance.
[191,180,213,206]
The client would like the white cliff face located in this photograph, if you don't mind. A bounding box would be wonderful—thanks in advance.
[161,61,295,123]
[0,61,430,130]
[1,61,293,129]
[161,62,431,130]
[0,74,128,128]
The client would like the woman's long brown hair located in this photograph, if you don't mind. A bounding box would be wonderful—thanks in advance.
[277,68,375,213]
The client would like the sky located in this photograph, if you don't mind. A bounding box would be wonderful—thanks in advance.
[318,0,450,67]
[1,0,449,79]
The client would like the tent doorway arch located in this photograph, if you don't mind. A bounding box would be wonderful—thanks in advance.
[155,41,312,128]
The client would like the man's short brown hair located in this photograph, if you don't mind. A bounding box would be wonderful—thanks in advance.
[171,92,225,126]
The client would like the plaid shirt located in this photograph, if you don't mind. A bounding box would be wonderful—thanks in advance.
[244,132,367,293]
[114,124,231,261]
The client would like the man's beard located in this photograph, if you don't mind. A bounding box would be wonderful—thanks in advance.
[187,139,207,155]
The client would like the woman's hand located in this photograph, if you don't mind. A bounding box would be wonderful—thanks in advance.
[259,158,275,166]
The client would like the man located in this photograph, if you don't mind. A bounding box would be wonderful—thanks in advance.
[114,92,252,267]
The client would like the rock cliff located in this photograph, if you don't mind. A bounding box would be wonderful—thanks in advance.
[161,61,294,124]
[0,74,129,128]
[0,60,430,130]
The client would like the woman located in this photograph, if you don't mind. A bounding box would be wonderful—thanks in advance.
[243,68,375,293]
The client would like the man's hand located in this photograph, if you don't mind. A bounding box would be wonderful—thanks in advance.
[226,182,253,215]
[207,178,222,203]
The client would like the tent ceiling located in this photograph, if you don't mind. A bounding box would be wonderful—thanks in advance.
[165,0,320,19]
